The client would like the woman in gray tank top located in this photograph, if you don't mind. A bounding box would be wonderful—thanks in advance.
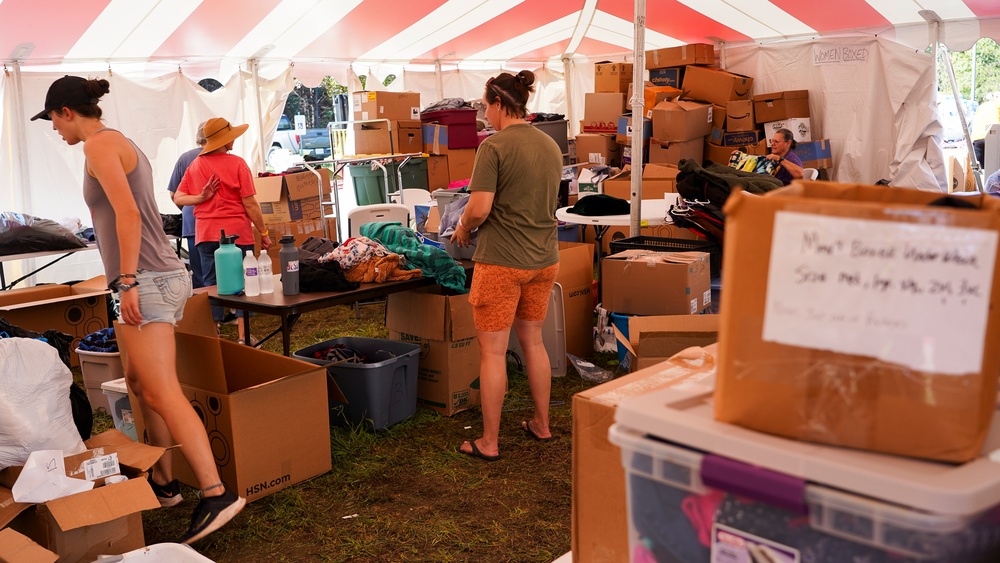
[32,75,245,544]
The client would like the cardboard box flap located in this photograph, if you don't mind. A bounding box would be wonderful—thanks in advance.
[773,180,1000,211]
[386,287,448,341]
[83,430,166,472]
[220,338,338,397]
[70,276,109,291]
[0,528,58,563]
[253,175,285,204]
[642,163,680,180]
[0,282,111,311]
[44,476,158,531]
[607,249,707,265]
[284,168,331,201]
[753,90,809,103]
[0,487,31,529]
[447,294,477,340]
[174,293,219,338]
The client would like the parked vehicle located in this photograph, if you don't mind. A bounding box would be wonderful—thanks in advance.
[268,115,331,167]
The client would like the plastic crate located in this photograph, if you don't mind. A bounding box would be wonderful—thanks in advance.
[76,348,125,413]
[609,423,1000,562]
[348,158,429,205]
[292,337,420,431]
[608,236,721,277]
[101,377,137,441]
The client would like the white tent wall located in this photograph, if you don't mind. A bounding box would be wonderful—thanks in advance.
[724,37,945,189]
[0,67,294,286]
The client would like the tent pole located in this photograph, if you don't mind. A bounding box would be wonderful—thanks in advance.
[250,58,267,173]
[562,57,574,137]
[629,0,646,237]
[8,62,31,216]
[940,46,984,192]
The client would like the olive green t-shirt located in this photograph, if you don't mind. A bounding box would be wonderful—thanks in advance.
[467,123,563,269]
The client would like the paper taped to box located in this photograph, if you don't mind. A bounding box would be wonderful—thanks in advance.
[715,180,1000,462]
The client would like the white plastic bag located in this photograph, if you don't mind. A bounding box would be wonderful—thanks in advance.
[0,338,86,470]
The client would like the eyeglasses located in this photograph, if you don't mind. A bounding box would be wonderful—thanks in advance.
[770,137,787,144]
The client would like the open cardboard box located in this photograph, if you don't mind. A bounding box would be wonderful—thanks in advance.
[602,250,712,316]
[613,314,719,371]
[0,430,164,563]
[254,168,332,223]
[0,276,109,367]
[0,528,58,563]
[572,344,717,563]
[125,294,337,502]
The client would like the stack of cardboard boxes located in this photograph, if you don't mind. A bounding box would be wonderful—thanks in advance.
[253,167,337,273]
[421,107,478,190]
[351,91,423,156]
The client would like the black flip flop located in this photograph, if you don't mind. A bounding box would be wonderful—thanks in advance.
[522,420,553,442]
[458,440,501,462]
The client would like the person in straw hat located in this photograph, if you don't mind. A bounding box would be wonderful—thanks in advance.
[175,116,272,342]
[32,75,246,544]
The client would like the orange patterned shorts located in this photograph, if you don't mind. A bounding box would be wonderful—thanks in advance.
[469,263,560,332]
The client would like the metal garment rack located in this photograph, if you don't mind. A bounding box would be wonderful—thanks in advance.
[298,119,422,242]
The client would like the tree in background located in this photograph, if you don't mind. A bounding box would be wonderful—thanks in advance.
[939,38,1000,103]
[283,74,397,127]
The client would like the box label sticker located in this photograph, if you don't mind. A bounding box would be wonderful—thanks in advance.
[84,453,121,481]
[703,289,712,306]
[711,523,799,562]
[762,212,997,375]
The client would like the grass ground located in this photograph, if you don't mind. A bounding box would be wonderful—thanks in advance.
[90,300,621,562]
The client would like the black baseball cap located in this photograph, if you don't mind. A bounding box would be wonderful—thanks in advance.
[31,75,100,121]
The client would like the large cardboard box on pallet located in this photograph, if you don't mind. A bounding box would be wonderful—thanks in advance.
[0,276,109,367]
[128,294,334,501]
[254,168,332,223]
[572,344,717,563]
[386,287,481,416]
[0,430,164,563]
[716,181,1000,463]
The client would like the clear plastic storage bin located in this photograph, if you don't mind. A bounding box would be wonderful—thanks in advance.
[101,377,137,441]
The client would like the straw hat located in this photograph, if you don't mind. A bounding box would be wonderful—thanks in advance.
[201,117,248,155]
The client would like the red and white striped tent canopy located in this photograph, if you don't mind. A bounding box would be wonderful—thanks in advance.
[3,0,1000,284]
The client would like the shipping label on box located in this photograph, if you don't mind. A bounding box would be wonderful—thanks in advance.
[602,249,712,316]
[717,183,1000,462]
[763,118,812,143]
[595,62,633,93]
[753,90,810,123]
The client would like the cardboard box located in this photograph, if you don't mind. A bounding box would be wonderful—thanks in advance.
[710,104,727,129]
[648,67,685,88]
[627,82,681,118]
[710,128,763,147]
[128,294,334,501]
[681,65,753,107]
[421,123,478,152]
[572,344,718,563]
[753,89,810,123]
[0,430,163,562]
[353,120,422,155]
[601,163,679,200]
[650,98,713,141]
[436,146,476,181]
[255,168,331,223]
[595,62,633,93]
[725,100,755,132]
[557,242,596,358]
[577,165,613,196]
[386,287,481,416]
[704,141,738,165]
[648,137,703,165]
[602,249,712,316]
[645,43,715,69]
[615,114,651,146]
[0,277,110,367]
[583,93,626,133]
[352,91,421,122]
[716,182,1000,462]
[573,133,621,166]
[0,528,57,562]
[613,314,719,371]
[427,154,450,190]
[763,118,812,143]
[795,138,833,169]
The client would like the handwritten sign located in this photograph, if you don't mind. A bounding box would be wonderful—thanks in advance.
[762,212,997,375]
[813,44,870,65]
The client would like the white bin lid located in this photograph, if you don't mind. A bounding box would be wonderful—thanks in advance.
[615,376,1000,516]
[111,542,215,561]
[101,377,128,393]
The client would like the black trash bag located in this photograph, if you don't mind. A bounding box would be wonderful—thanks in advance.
[0,212,87,256]
[160,213,183,237]
[0,315,74,368]
[70,384,93,440]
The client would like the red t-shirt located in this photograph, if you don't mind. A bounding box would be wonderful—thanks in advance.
[177,153,257,245]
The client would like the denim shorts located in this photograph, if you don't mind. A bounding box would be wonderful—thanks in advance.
[132,269,193,327]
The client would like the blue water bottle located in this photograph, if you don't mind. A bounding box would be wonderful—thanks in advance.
[214,230,244,295]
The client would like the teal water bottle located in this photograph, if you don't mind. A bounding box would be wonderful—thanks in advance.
[215,230,244,295]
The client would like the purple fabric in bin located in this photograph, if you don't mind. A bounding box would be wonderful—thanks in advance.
[701,454,808,515]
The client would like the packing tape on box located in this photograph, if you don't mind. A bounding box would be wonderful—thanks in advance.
[591,347,716,406]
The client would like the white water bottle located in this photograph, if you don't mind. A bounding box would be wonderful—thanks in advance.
[258,249,274,294]
[243,250,260,297]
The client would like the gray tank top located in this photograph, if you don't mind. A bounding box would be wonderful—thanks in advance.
[82,128,183,281]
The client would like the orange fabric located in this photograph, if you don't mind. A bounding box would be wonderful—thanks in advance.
[344,254,422,283]
[469,263,559,332]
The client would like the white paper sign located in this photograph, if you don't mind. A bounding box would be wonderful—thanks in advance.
[813,44,870,64]
[11,450,94,503]
[762,212,997,375]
